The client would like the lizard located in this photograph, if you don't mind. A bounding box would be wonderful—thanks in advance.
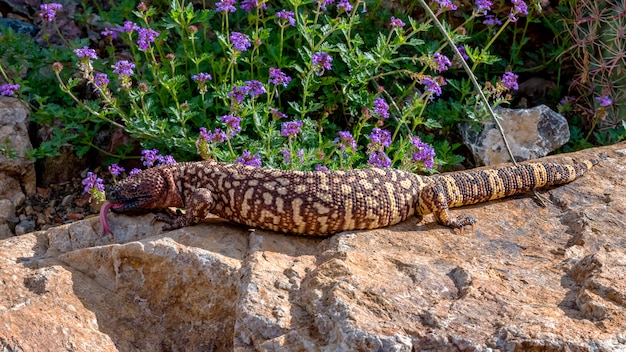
[101,159,598,236]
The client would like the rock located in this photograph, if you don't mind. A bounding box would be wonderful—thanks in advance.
[36,144,88,186]
[14,219,35,235]
[0,18,37,36]
[460,104,570,165]
[0,96,36,238]
[1,143,625,351]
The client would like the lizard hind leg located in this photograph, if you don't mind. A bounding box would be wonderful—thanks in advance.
[154,188,216,231]
[419,183,476,232]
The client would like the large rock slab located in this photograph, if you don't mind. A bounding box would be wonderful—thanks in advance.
[1,143,625,351]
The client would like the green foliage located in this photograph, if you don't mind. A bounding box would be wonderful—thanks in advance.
[3,0,584,173]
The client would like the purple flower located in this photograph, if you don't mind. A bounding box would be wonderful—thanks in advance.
[192,72,212,82]
[269,68,291,87]
[483,15,502,26]
[269,107,288,119]
[335,131,357,152]
[0,84,20,96]
[200,127,228,144]
[474,0,492,14]
[93,73,109,89]
[137,27,159,51]
[101,28,118,39]
[216,0,236,12]
[241,0,266,11]
[192,72,212,94]
[390,16,405,28]
[245,80,266,97]
[113,61,134,89]
[368,151,391,168]
[108,164,125,176]
[317,0,335,11]
[276,10,296,26]
[373,98,390,119]
[281,120,303,138]
[159,155,177,165]
[368,128,391,152]
[82,171,105,194]
[433,52,452,72]
[500,71,519,90]
[230,32,251,51]
[282,148,291,163]
[228,85,250,103]
[141,149,161,167]
[119,21,140,34]
[410,136,435,170]
[316,165,329,171]
[508,0,528,21]
[39,3,62,22]
[312,52,332,75]
[434,0,458,11]
[457,45,469,60]
[595,96,612,107]
[129,168,142,176]
[74,46,98,60]
[423,77,444,96]
[337,0,353,12]
[221,115,242,136]
[236,150,262,167]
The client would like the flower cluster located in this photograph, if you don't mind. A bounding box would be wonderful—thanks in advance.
[113,60,135,89]
[422,77,446,96]
[509,0,529,22]
[230,32,251,52]
[269,68,291,87]
[312,52,332,76]
[335,131,357,152]
[216,0,236,12]
[39,3,62,22]
[473,0,492,15]
[373,98,389,119]
[410,136,435,170]
[337,0,353,12]
[390,16,405,28]
[499,71,519,91]
[275,10,296,26]
[82,171,106,201]
[137,28,159,51]
[192,72,212,94]
[108,164,125,177]
[141,149,176,167]
[281,120,303,139]
[434,0,457,11]
[241,0,266,11]
[367,128,392,168]
[0,83,20,97]
[236,150,262,167]
[432,53,452,73]
[222,114,242,136]
[595,96,612,107]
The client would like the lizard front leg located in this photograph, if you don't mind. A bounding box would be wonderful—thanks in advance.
[418,183,476,231]
[154,188,215,231]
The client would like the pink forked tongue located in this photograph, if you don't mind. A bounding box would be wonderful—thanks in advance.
[100,201,115,236]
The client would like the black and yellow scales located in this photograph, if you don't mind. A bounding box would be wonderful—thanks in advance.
[102,159,597,236]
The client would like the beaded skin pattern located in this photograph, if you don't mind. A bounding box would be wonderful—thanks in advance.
[105,160,595,235]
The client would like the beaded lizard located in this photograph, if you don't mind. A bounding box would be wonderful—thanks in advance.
[101,159,597,236]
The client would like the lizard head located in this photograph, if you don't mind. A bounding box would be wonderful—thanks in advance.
[106,167,169,214]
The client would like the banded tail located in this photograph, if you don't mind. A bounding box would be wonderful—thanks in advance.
[417,160,597,229]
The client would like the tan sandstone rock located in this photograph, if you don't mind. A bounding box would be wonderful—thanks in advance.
[1,143,626,351]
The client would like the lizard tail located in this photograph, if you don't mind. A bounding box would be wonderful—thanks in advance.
[432,159,596,208]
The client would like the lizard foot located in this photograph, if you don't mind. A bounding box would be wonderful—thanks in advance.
[153,213,191,231]
[451,214,476,235]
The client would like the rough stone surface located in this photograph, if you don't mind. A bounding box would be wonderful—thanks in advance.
[460,104,571,166]
[0,96,35,239]
[1,143,625,351]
